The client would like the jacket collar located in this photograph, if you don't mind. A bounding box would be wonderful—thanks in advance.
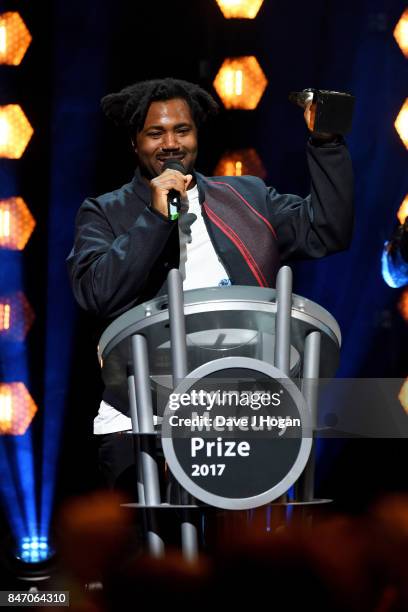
[131,167,152,206]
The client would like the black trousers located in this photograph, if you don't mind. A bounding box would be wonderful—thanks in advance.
[97,432,171,501]
[97,432,140,498]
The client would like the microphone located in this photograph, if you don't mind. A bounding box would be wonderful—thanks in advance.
[162,159,187,219]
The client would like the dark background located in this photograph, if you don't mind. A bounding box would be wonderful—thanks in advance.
[0,0,408,548]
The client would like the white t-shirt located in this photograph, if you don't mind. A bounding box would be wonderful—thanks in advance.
[93,184,230,434]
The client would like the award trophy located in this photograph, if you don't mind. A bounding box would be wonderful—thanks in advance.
[289,88,355,135]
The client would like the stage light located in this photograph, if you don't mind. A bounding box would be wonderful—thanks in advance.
[395,98,408,150]
[397,195,408,225]
[18,536,52,563]
[394,8,408,58]
[215,0,264,19]
[213,56,268,110]
[0,292,35,341]
[382,245,408,288]
[0,12,32,66]
[0,197,36,250]
[0,383,37,435]
[214,147,267,178]
[0,532,56,586]
[0,303,10,331]
[0,105,33,159]
[0,389,12,428]
[398,378,408,414]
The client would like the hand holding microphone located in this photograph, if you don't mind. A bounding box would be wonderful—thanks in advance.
[150,160,193,220]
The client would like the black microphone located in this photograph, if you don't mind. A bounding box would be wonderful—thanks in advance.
[162,159,187,219]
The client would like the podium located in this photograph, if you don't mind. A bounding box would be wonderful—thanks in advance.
[97,267,340,558]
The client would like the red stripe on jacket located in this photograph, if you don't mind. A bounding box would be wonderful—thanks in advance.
[209,180,277,239]
[203,202,268,287]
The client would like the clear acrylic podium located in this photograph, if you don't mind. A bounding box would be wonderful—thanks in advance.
[97,267,341,559]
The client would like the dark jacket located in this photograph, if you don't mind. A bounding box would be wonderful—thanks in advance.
[67,139,354,322]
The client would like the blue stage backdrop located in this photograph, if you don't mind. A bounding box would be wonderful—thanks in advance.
[39,0,408,509]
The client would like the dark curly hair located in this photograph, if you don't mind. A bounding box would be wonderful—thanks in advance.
[100,77,219,133]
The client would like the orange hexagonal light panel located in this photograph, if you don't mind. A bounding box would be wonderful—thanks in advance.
[398,288,408,322]
[215,0,264,19]
[0,197,36,250]
[0,383,37,435]
[397,195,408,225]
[395,98,408,150]
[0,292,35,341]
[214,148,267,178]
[393,8,408,58]
[213,56,268,110]
[0,105,33,158]
[0,12,32,66]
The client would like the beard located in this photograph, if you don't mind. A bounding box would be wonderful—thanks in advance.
[137,154,195,182]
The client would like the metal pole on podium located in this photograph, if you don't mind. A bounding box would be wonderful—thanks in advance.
[273,266,293,510]
[131,334,165,557]
[295,330,321,503]
[127,370,145,505]
[167,269,199,562]
[275,266,293,376]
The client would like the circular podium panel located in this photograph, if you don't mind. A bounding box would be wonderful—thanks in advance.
[161,357,312,510]
[98,286,341,412]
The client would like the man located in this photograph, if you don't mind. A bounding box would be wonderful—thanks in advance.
[67,77,354,491]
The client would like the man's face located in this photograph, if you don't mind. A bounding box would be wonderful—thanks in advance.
[135,98,198,180]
